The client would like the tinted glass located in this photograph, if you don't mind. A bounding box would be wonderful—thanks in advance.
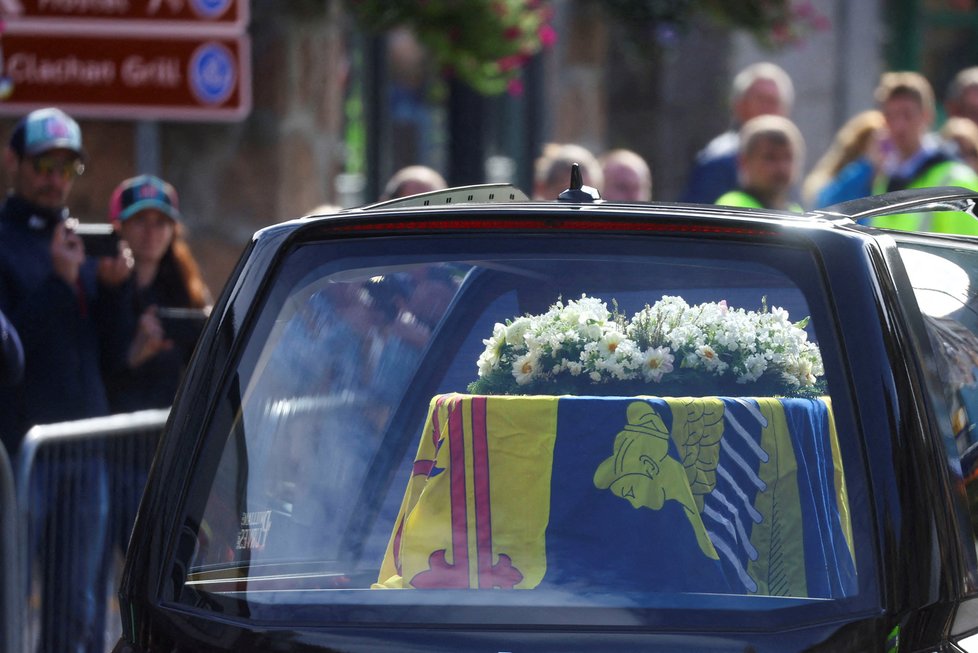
[898,242,978,454]
[898,240,978,566]
[174,233,870,626]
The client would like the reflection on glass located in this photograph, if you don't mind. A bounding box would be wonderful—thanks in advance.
[900,247,971,317]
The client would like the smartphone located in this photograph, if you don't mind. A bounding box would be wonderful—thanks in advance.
[68,220,120,258]
[156,307,210,349]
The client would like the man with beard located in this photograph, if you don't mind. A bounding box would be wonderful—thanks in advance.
[0,107,132,653]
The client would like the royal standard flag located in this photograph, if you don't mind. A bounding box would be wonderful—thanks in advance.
[376,393,855,597]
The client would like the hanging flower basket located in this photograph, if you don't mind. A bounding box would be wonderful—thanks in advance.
[348,0,557,96]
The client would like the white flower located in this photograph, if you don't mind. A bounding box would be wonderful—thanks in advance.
[793,358,816,386]
[505,317,533,349]
[696,345,728,374]
[736,353,768,383]
[477,350,496,377]
[696,344,716,361]
[512,353,539,385]
[523,333,545,356]
[598,330,624,358]
[641,347,674,382]
[564,295,610,325]
[474,323,508,377]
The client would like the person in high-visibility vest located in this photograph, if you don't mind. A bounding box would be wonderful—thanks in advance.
[715,114,805,212]
[682,62,795,204]
[862,71,978,235]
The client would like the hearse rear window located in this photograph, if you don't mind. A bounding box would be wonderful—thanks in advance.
[173,234,871,626]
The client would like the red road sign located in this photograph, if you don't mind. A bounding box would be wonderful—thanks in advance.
[0,32,251,121]
[0,0,248,33]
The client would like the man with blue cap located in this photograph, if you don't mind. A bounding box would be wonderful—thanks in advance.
[0,107,132,653]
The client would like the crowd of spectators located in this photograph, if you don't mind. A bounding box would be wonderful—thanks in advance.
[525,62,978,236]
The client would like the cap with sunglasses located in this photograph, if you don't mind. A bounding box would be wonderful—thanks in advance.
[109,174,182,224]
[9,107,84,159]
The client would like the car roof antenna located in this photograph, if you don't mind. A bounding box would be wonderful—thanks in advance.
[558,163,601,202]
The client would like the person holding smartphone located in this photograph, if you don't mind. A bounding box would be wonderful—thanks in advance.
[0,107,133,442]
[0,107,133,653]
[105,174,212,413]
[103,174,212,587]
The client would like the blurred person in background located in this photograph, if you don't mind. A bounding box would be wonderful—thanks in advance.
[103,174,212,600]
[863,71,978,233]
[0,106,133,653]
[945,65,978,127]
[533,142,604,200]
[599,148,653,201]
[682,62,794,204]
[715,115,805,212]
[0,107,133,445]
[802,109,886,208]
[105,174,212,413]
[941,117,978,175]
[379,164,447,201]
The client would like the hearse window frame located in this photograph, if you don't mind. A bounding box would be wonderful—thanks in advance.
[166,231,879,628]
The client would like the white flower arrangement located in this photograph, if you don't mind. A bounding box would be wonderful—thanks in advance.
[468,295,825,397]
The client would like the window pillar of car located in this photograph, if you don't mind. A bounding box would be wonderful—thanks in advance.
[893,237,978,586]
[876,238,978,595]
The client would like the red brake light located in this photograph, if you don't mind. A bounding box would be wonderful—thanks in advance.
[329,216,774,236]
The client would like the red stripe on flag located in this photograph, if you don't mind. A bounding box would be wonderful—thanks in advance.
[471,396,493,587]
[448,399,469,574]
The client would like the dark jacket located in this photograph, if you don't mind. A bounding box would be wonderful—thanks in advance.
[0,194,132,453]
[105,271,198,414]
[680,130,739,204]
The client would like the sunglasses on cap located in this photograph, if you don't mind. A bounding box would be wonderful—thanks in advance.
[30,155,85,181]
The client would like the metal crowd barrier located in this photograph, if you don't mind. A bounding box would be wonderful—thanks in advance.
[1,441,21,653]
[14,409,169,653]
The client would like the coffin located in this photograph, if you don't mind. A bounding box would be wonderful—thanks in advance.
[377,393,856,598]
